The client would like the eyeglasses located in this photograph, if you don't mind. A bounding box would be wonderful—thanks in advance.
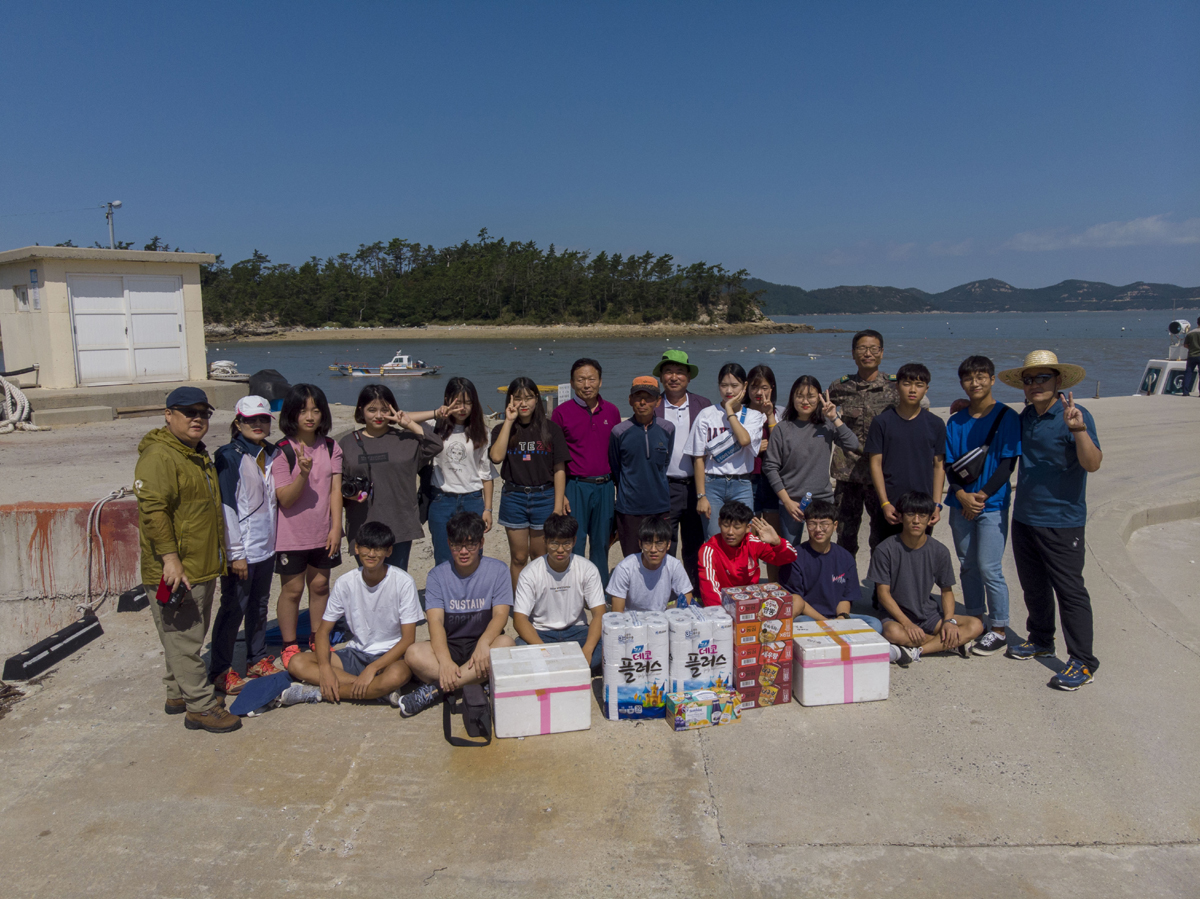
[854,346,883,356]
[448,542,482,552]
[640,540,670,550]
[171,406,212,420]
[1021,373,1056,386]
[959,374,992,385]
[547,540,575,550]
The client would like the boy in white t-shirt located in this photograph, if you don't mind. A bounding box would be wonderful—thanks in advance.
[283,521,422,706]
[608,515,695,612]
[512,513,606,668]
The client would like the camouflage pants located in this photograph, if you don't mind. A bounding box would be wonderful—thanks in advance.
[833,480,888,557]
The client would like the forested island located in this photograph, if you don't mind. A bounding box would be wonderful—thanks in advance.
[197,230,763,329]
[749,277,1200,315]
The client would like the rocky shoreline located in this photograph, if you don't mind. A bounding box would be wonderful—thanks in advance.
[204,320,846,343]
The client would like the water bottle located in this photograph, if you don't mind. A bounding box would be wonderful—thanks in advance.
[799,492,813,513]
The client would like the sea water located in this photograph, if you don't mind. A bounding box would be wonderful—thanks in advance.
[177,310,1185,411]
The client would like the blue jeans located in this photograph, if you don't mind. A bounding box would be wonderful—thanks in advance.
[517,623,602,668]
[703,476,754,538]
[566,478,614,588]
[948,505,1011,628]
[778,507,806,548]
[796,613,883,634]
[427,489,485,566]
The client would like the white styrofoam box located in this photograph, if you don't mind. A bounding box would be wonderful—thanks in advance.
[490,642,593,737]
[790,619,890,706]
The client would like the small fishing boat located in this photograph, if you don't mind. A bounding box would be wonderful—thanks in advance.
[208,360,249,382]
[1135,320,1195,396]
[332,350,442,378]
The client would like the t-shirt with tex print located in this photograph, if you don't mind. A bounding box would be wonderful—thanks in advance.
[490,419,571,487]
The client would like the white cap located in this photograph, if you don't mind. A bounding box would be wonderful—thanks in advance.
[234,395,274,418]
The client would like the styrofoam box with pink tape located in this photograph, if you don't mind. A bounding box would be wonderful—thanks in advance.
[790,619,890,706]
[490,643,593,738]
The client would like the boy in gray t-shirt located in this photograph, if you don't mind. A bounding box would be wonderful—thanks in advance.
[867,491,984,665]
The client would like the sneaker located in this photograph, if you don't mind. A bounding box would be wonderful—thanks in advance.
[398,683,443,718]
[894,645,921,668]
[164,697,187,715]
[972,631,1008,656]
[215,669,247,694]
[246,657,283,679]
[184,704,243,733]
[1006,638,1056,660]
[955,640,974,659]
[278,683,323,706]
[280,643,303,669]
[1049,658,1094,691]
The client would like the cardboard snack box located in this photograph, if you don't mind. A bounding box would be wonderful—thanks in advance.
[737,682,792,710]
[665,688,743,731]
[736,661,793,693]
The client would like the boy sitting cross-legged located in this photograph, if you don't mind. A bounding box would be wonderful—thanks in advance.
[697,500,798,606]
[868,491,984,666]
[283,521,422,706]
[399,511,516,717]
[513,513,606,668]
[608,515,695,612]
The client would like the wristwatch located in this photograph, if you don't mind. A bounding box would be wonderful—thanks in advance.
[696,493,706,499]
[943,617,958,626]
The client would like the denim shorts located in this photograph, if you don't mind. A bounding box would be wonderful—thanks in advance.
[498,484,555,530]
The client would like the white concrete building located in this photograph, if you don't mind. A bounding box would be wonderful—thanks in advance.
[0,246,216,389]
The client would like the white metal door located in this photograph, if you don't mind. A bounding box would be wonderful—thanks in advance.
[127,275,186,382]
[68,275,132,385]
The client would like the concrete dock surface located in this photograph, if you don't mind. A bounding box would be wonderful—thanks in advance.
[1,395,1198,897]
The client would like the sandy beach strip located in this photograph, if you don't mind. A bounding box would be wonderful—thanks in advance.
[204,320,846,343]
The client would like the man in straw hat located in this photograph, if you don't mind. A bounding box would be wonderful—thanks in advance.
[997,350,1102,690]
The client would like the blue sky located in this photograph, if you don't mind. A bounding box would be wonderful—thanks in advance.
[2,1,1196,292]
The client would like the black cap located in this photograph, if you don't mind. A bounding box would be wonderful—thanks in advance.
[165,386,214,409]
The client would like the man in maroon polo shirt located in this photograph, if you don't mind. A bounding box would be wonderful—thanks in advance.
[552,357,621,587]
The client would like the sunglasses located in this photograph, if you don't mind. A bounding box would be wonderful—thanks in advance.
[1021,373,1056,386]
[171,406,213,420]
[238,415,272,426]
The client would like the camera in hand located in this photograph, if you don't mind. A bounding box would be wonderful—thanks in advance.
[342,475,371,500]
[156,577,190,607]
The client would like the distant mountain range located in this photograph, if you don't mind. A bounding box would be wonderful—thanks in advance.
[747,277,1200,315]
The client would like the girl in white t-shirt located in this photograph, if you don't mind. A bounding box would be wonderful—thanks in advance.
[684,363,766,538]
[412,378,498,566]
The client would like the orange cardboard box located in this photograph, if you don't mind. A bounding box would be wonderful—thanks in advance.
[738,682,792,709]
[759,640,794,666]
[735,619,761,641]
[735,662,792,693]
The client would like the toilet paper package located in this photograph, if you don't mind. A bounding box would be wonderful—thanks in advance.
[668,607,734,692]
[602,612,668,720]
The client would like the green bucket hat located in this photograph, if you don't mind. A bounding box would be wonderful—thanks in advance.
[652,348,699,381]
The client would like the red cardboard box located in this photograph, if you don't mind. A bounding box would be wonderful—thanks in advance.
[735,661,792,693]
[759,640,794,666]
[758,616,793,643]
[736,643,762,668]
[738,681,792,709]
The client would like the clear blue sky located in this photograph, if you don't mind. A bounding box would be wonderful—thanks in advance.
[2,1,1196,292]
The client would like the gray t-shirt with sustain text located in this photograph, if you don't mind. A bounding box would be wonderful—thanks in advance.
[866,534,956,624]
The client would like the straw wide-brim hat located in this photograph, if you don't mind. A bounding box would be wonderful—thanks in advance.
[998,350,1086,390]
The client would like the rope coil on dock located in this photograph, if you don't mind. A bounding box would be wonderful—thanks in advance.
[0,374,50,434]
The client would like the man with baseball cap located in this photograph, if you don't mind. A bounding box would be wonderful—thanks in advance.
[653,349,712,588]
[609,376,676,555]
[998,351,1103,690]
[134,386,240,732]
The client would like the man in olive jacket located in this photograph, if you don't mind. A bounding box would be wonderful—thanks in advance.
[135,387,240,733]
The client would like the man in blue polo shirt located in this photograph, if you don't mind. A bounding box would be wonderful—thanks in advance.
[609,376,675,555]
[998,351,1102,691]
[552,358,621,586]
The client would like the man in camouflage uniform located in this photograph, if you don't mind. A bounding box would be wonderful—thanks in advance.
[828,329,900,556]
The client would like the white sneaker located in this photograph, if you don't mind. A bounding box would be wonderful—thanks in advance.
[894,645,921,667]
[278,683,322,706]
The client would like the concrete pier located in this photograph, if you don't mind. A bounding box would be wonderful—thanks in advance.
[0,396,1197,897]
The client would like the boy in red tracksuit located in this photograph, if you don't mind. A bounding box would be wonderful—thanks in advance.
[698,500,798,606]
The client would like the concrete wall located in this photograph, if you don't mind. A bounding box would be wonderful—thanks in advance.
[0,247,215,389]
[0,498,140,656]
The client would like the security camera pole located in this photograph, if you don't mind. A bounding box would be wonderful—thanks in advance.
[105,201,122,249]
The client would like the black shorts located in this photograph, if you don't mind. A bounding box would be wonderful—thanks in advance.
[881,603,943,635]
[446,637,480,666]
[275,546,343,576]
